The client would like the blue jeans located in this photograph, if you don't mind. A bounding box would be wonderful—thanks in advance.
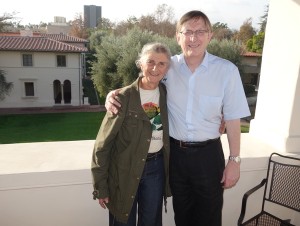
[109,153,164,226]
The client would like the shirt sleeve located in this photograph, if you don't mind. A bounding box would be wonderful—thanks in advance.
[223,66,251,121]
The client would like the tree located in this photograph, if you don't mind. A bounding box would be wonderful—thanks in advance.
[207,39,245,69]
[0,12,17,32]
[113,4,176,38]
[246,32,265,53]
[113,16,138,36]
[0,70,13,101]
[69,14,88,39]
[212,22,233,40]
[246,5,268,53]
[154,4,175,23]
[259,4,269,33]
[234,18,256,46]
[138,15,175,38]
[91,26,179,97]
[97,17,115,31]
[135,3,176,36]
[87,30,112,77]
[89,30,110,51]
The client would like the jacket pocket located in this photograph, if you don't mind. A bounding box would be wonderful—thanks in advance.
[121,110,146,143]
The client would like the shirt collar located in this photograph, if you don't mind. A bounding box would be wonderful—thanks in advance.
[201,51,209,69]
[178,51,210,70]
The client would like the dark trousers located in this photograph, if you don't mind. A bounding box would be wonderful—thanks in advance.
[109,153,164,226]
[169,138,225,226]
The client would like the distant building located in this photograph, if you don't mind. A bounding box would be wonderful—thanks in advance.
[84,5,102,28]
[0,32,88,108]
[241,52,262,90]
[54,16,67,24]
[47,16,71,35]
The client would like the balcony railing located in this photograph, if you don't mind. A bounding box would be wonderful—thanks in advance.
[0,134,299,226]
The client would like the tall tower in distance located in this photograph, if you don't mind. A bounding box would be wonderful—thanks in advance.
[84,5,102,28]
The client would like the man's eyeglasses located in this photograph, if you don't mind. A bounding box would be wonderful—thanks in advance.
[145,59,169,69]
[179,29,209,37]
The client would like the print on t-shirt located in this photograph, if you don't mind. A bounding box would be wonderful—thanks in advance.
[142,102,162,131]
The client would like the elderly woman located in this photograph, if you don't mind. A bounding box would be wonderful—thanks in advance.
[91,42,172,226]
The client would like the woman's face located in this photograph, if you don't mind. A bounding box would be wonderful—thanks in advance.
[140,52,169,89]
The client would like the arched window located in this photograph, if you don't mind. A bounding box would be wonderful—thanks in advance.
[63,80,71,104]
[53,80,62,104]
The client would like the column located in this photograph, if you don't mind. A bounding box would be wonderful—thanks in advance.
[250,0,300,153]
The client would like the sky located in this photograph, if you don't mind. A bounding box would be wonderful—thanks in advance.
[1,0,269,30]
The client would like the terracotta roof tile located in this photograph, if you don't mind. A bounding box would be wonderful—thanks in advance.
[41,34,88,43]
[0,36,88,53]
[242,52,262,57]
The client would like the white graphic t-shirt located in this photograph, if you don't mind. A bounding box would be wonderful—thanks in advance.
[140,87,163,153]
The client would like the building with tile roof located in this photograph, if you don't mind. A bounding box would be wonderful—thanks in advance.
[241,52,262,90]
[0,32,89,108]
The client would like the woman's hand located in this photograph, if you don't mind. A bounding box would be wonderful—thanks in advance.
[99,197,109,209]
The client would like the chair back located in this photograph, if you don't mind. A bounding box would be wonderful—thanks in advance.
[263,153,300,212]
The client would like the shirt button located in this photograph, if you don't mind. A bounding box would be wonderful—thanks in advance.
[147,139,150,142]
[131,195,135,199]
[125,213,129,216]
[142,159,145,161]
[137,177,140,180]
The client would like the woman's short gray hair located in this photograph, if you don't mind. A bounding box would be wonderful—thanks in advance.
[136,42,171,68]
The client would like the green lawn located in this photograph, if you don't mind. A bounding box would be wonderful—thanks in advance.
[0,112,249,144]
[0,112,106,144]
[241,124,250,133]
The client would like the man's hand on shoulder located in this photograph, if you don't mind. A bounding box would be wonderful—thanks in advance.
[105,88,122,114]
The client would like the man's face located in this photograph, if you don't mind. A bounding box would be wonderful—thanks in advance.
[176,18,212,59]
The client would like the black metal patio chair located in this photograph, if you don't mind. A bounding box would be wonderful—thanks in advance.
[237,152,300,226]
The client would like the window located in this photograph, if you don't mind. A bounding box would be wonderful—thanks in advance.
[24,82,34,96]
[22,54,33,66]
[57,55,66,67]
[20,79,37,99]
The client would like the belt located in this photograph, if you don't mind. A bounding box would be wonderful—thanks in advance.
[170,137,220,148]
[146,149,163,161]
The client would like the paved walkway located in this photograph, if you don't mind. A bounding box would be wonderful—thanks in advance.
[0,105,106,115]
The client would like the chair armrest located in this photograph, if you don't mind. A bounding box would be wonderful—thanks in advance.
[237,178,267,225]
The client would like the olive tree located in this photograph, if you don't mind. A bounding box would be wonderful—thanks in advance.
[91,26,179,97]
[208,39,244,69]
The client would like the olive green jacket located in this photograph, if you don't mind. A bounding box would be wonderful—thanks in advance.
[91,77,171,223]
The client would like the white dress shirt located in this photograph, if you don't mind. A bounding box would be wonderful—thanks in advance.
[162,51,250,141]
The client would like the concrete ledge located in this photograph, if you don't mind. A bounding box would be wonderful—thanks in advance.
[0,140,95,174]
[0,135,299,226]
